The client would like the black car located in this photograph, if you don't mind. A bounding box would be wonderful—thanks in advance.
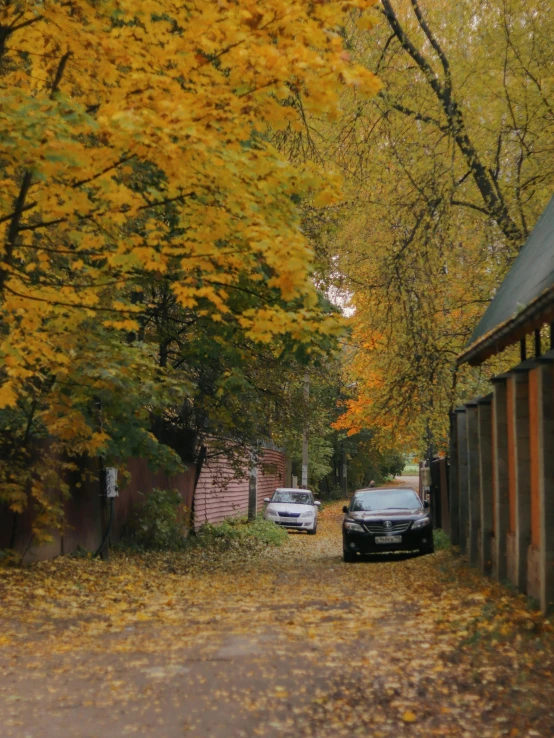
[342,486,433,562]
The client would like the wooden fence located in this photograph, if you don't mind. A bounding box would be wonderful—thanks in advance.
[450,359,554,613]
[0,445,287,561]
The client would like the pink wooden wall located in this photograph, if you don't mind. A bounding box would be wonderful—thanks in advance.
[193,447,286,528]
[256,448,286,511]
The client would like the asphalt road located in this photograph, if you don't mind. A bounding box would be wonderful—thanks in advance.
[394,475,420,490]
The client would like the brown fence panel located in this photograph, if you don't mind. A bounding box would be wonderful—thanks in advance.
[113,459,196,542]
[0,456,196,561]
[439,457,450,535]
[1,445,286,557]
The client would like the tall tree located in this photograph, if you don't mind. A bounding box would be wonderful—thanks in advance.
[0,0,382,537]
[327,0,554,451]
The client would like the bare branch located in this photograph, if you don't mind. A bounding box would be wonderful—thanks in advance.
[379,0,524,244]
[408,0,451,87]
[450,199,489,215]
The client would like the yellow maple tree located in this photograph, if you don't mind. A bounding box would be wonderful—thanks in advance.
[0,0,381,537]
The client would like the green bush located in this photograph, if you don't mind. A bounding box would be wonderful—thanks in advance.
[433,528,451,551]
[122,488,189,551]
[401,463,420,475]
[318,482,345,502]
[194,514,288,548]
[121,494,287,554]
[0,549,21,567]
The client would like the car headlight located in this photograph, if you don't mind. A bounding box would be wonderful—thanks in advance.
[411,516,430,530]
[267,509,280,517]
[344,520,364,532]
[301,511,313,518]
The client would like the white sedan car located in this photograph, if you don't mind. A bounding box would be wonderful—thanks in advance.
[264,488,321,534]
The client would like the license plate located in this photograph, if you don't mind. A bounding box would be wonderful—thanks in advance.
[375,535,402,544]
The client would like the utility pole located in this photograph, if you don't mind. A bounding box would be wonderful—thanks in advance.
[426,416,435,525]
[301,374,309,489]
[342,443,347,496]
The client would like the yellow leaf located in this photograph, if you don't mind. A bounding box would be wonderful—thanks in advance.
[0,381,17,408]
[357,12,379,31]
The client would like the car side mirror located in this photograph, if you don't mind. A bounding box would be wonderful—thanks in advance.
[424,500,430,509]
[342,505,349,514]
[264,497,271,503]
[314,501,321,507]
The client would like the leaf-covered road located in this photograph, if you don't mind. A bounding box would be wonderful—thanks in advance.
[1,500,554,737]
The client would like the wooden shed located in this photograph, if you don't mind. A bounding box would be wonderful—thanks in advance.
[453,195,554,612]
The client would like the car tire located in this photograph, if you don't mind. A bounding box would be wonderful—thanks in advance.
[343,549,357,563]
[307,524,317,535]
[420,543,435,556]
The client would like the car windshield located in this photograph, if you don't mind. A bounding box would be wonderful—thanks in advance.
[350,489,421,512]
[272,490,313,505]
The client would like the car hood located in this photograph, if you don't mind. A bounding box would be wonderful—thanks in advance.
[267,503,314,514]
[348,509,424,520]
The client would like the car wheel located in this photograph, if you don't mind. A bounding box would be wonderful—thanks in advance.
[420,543,435,556]
[343,549,357,563]
[307,524,317,535]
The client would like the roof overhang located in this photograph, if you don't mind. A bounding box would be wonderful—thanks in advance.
[457,195,554,367]
[457,283,554,366]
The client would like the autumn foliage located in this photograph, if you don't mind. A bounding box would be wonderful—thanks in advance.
[0,1,381,536]
[324,0,554,452]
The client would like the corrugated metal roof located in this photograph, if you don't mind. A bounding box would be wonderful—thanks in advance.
[459,195,554,365]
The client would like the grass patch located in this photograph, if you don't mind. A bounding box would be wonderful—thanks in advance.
[194,515,289,548]
[401,464,419,475]
[433,528,451,550]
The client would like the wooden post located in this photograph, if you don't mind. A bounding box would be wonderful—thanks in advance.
[450,411,460,545]
[466,402,480,566]
[535,329,541,358]
[507,365,533,592]
[520,338,527,362]
[478,395,494,575]
[457,409,468,555]
[492,374,510,581]
[535,355,554,612]
[248,450,258,522]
